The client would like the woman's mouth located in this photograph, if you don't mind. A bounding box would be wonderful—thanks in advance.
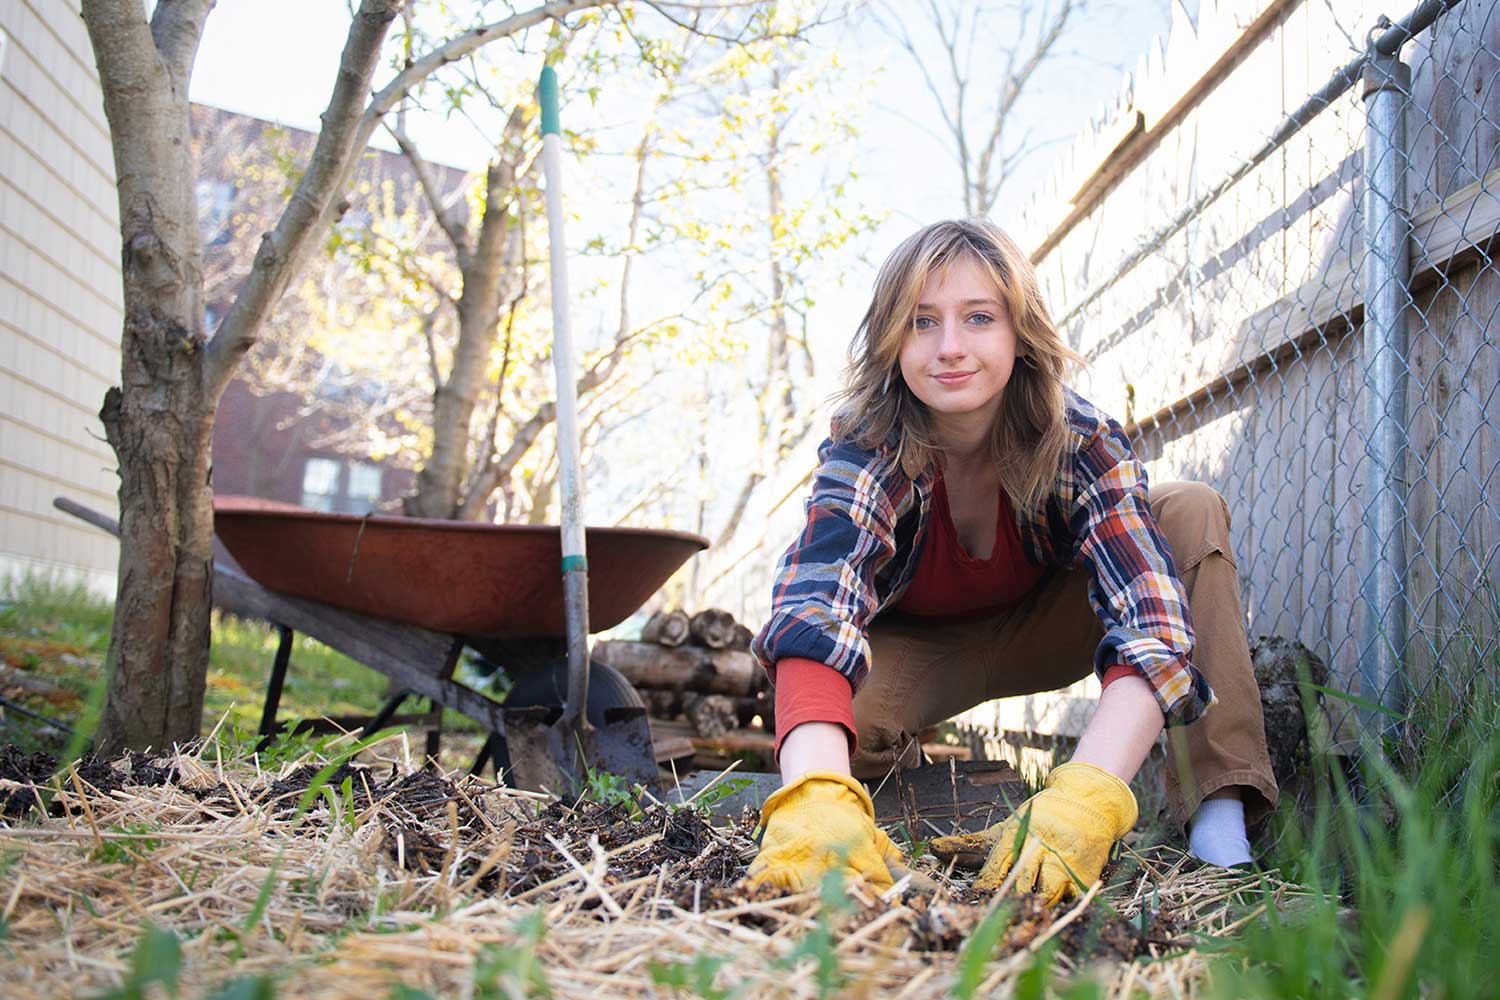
[933,371,975,386]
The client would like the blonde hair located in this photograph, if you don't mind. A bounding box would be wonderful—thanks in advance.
[832,218,1083,516]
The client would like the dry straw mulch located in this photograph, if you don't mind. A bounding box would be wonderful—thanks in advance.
[0,734,1309,998]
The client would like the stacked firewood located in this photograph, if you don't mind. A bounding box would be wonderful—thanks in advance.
[592,609,772,739]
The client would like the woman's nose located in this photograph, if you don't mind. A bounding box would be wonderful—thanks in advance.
[936,321,965,359]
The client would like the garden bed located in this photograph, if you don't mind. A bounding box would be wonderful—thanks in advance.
[0,735,1303,999]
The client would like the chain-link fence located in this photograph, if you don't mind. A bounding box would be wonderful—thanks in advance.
[1034,0,1498,756]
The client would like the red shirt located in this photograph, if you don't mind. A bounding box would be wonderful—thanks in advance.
[893,473,1042,616]
[772,474,1138,759]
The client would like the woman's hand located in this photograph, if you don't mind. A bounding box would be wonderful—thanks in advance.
[930,762,1137,903]
[744,771,905,892]
[930,676,1156,905]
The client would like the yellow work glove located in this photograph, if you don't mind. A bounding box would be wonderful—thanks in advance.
[929,762,1138,905]
[743,771,905,893]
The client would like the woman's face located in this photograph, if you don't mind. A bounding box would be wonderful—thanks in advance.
[896,256,1019,432]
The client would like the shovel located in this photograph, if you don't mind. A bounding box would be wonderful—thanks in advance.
[500,65,659,797]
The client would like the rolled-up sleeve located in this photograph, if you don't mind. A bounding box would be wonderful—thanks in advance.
[750,439,901,693]
[1067,419,1217,725]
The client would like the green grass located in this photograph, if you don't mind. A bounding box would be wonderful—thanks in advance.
[1208,647,1500,999]
[204,612,392,730]
[0,572,418,751]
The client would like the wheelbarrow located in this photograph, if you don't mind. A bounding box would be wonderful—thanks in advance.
[213,496,706,794]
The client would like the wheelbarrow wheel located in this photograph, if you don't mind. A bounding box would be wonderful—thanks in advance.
[503,656,645,723]
[481,658,648,785]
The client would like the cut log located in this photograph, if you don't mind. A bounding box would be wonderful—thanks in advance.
[689,609,737,649]
[640,610,691,647]
[592,640,759,696]
[1251,634,1331,785]
[684,693,737,738]
[729,623,754,652]
[644,689,685,719]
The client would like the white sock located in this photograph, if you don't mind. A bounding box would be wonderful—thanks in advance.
[1188,796,1253,867]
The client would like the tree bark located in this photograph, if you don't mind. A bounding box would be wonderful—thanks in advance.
[81,0,217,754]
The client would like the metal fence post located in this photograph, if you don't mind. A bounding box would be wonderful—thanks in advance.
[1359,48,1413,727]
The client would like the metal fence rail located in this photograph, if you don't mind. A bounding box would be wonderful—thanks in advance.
[1046,0,1499,753]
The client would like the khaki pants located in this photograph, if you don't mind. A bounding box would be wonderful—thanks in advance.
[850,480,1279,824]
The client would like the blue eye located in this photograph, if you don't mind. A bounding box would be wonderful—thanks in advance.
[969,313,994,325]
[914,315,936,330]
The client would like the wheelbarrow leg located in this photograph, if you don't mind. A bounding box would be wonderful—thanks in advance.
[470,731,512,781]
[257,625,295,743]
[425,697,442,766]
[365,690,411,735]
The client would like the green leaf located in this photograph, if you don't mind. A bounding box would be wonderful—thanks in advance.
[1299,681,1406,720]
[1014,937,1059,1000]
[95,925,183,1000]
[1011,803,1033,860]
[952,901,1013,999]
[648,953,732,999]
[204,976,278,1000]
[474,909,550,998]
[386,987,436,1000]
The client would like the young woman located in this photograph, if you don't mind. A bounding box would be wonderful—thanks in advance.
[745,218,1278,903]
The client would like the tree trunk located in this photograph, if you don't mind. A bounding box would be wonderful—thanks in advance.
[98,385,217,754]
[81,0,404,752]
[406,156,519,520]
[82,0,217,754]
[684,693,737,738]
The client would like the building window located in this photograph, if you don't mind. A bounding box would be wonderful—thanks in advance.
[347,462,382,514]
[301,457,341,512]
[301,457,386,514]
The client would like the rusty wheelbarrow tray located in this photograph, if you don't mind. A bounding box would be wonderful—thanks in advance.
[212,496,707,637]
[212,497,707,793]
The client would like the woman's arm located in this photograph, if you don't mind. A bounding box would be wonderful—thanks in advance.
[780,677,1165,787]
[1070,673,1165,782]
[780,722,852,785]
[778,721,851,782]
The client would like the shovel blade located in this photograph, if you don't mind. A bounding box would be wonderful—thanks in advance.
[502,704,659,797]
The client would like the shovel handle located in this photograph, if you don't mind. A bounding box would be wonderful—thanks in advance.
[540,64,592,736]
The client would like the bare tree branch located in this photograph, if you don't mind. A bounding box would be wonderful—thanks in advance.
[419,302,445,391]
[388,124,473,264]
[874,0,1082,216]
[149,0,216,95]
[205,0,403,393]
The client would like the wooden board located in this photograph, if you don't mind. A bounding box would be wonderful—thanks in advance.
[667,760,1028,837]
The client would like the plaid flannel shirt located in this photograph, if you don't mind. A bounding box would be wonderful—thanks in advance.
[750,385,1216,727]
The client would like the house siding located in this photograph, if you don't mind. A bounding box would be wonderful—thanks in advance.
[0,0,122,594]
